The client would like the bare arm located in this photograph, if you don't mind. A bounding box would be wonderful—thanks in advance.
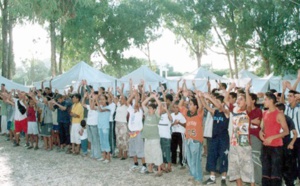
[245,82,252,113]
[288,130,298,149]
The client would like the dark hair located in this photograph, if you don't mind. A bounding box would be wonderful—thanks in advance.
[189,98,199,110]
[174,100,180,105]
[1,83,5,86]
[148,103,157,110]
[100,94,109,106]
[94,91,99,95]
[212,93,220,98]
[80,120,87,128]
[72,93,82,101]
[212,88,219,94]
[221,83,227,90]
[275,102,285,112]
[216,95,225,103]
[229,92,237,99]
[100,87,105,91]
[277,93,282,97]
[88,85,93,89]
[265,92,277,104]
[249,93,258,107]
[166,94,173,102]
[269,89,277,94]
[289,90,299,95]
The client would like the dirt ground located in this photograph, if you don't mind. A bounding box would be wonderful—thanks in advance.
[0,135,250,186]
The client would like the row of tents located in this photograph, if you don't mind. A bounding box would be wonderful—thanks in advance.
[2,61,300,94]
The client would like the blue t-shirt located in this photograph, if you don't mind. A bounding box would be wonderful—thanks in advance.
[97,105,110,129]
[54,101,72,123]
[212,110,229,138]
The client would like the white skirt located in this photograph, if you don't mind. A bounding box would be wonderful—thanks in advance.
[144,139,163,166]
[27,121,39,135]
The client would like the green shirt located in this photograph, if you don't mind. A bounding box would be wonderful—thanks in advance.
[0,100,7,116]
[142,108,160,139]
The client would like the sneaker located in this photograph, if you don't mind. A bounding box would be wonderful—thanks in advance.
[221,179,227,186]
[34,146,39,150]
[203,178,216,185]
[140,166,147,174]
[13,143,20,147]
[27,146,33,150]
[103,159,110,163]
[129,165,139,172]
[24,143,30,147]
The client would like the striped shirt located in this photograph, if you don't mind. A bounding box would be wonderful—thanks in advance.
[285,103,300,138]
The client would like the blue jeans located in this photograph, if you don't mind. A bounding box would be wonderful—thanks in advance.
[186,139,203,181]
[109,121,116,154]
[161,138,171,163]
[206,134,229,173]
[98,127,111,152]
[88,125,101,159]
[81,139,88,154]
[58,122,70,145]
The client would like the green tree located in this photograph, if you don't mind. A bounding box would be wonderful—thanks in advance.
[161,0,213,68]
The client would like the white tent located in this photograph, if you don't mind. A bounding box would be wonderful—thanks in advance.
[118,65,166,92]
[238,69,259,79]
[0,76,29,92]
[33,61,116,91]
[183,67,225,80]
[166,67,227,92]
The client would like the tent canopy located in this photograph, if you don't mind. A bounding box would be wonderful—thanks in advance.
[34,61,116,91]
[118,65,166,92]
[238,69,259,79]
[183,67,224,80]
[0,76,29,92]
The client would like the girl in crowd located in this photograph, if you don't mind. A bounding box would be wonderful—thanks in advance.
[96,94,111,163]
[142,94,163,176]
[115,86,129,160]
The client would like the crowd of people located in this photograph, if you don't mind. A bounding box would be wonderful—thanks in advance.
[0,70,300,186]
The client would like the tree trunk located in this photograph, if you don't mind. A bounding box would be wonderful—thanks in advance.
[8,14,15,79]
[1,0,8,78]
[146,42,151,68]
[196,51,202,67]
[233,46,238,78]
[58,30,65,75]
[50,19,57,77]
[242,48,247,70]
[259,48,271,75]
[262,56,271,75]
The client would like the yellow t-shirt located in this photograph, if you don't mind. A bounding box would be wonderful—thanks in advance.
[71,102,84,124]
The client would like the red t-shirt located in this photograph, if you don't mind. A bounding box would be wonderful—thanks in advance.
[27,106,36,122]
[248,107,262,140]
[263,109,283,147]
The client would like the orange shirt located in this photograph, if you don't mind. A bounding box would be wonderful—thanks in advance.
[180,107,204,142]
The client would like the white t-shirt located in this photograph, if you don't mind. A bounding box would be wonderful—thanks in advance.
[52,109,58,125]
[285,103,300,138]
[80,128,88,140]
[158,113,172,139]
[171,112,186,134]
[14,98,27,121]
[86,105,98,126]
[127,105,143,132]
[109,102,116,122]
[115,103,128,123]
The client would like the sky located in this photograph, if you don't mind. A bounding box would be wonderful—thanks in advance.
[13,23,229,74]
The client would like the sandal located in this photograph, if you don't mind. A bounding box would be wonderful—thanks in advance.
[154,172,163,177]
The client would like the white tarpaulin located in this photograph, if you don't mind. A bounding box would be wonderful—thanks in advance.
[118,65,167,92]
[0,76,29,92]
[183,67,225,80]
[33,61,116,91]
